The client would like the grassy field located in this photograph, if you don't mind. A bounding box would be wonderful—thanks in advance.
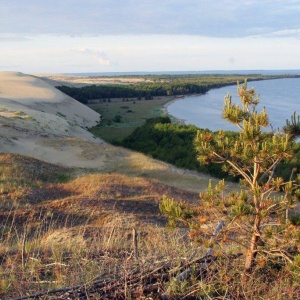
[88,96,176,142]
[0,153,199,298]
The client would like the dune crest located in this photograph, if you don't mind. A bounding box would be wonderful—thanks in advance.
[0,71,105,161]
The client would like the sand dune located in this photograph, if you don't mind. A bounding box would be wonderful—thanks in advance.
[0,71,101,129]
[0,71,103,160]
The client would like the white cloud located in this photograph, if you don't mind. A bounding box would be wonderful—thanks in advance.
[78,48,113,66]
[250,28,300,39]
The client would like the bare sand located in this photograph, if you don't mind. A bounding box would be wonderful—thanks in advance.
[0,71,104,162]
[162,96,186,124]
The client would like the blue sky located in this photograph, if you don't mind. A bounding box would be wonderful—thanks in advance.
[1,0,300,73]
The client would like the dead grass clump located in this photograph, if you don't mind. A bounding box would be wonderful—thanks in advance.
[0,154,72,211]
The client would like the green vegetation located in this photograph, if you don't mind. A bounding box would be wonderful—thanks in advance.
[88,96,174,142]
[121,115,239,180]
[57,81,207,103]
[57,73,299,104]
[120,115,300,183]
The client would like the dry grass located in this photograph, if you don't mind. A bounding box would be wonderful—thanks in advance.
[37,137,228,193]
[0,154,299,299]
[0,153,200,298]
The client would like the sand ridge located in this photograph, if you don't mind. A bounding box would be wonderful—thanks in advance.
[0,71,104,161]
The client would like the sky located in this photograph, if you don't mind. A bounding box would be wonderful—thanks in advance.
[1,0,300,73]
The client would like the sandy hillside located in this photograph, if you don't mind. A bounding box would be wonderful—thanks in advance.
[0,71,102,158]
[0,71,233,193]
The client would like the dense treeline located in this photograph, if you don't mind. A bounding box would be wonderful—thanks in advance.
[57,74,299,104]
[121,116,300,181]
[57,83,209,104]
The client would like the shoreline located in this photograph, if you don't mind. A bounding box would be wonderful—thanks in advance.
[161,96,187,125]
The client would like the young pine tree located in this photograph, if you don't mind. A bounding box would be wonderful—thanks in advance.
[194,80,300,272]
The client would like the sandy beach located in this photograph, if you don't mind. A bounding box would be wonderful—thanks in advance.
[162,96,186,124]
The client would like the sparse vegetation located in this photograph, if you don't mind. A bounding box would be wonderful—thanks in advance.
[0,153,205,299]
[0,109,35,121]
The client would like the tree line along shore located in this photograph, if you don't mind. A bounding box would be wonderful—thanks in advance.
[57,73,299,104]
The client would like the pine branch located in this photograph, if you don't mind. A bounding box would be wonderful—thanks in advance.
[258,157,281,184]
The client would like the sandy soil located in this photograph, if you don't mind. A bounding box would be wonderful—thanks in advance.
[162,96,187,124]
[0,71,103,162]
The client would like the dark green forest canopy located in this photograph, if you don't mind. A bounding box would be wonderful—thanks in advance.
[121,116,300,181]
[121,116,239,180]
[56,74,299,103]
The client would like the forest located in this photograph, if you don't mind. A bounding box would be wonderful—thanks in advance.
[56,74,298,104]
[57,82,208,103]
[121,115,300,182]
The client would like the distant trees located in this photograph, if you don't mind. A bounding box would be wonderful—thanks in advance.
[56,83,209,104]
[121,116,233,178]
[57,74,300,105]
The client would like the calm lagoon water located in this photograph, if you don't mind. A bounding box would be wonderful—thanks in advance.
[167,78,300,132]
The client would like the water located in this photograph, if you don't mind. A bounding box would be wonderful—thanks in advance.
[167,78,300,132]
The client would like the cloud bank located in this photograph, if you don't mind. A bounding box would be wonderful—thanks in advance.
[0,0,300,38]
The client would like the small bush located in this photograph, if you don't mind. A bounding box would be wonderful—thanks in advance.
[290,212,300,226]
[113,115,122,123]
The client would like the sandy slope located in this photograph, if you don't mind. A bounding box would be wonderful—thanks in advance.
[0,71,231,193]
[0,71,103,160]
[0,71,101,130]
